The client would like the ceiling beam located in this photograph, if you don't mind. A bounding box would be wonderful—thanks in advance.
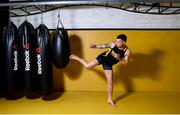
[1,0,180,7]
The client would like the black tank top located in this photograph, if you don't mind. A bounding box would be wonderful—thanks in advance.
[105,45,128,65]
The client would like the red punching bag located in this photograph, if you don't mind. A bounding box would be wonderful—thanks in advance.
[2,21,21,92]
[35,24,52,95]
[18,21,36,92]
[52,19,70,68]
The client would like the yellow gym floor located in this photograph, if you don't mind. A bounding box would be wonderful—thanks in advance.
[0,91,180,114]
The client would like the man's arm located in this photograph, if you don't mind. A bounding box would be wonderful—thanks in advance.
[121,49,131,65]
[90,42,112,49]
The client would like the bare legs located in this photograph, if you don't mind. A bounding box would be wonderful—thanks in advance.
[70,54,116,107]
[70,54,99,69]
[104,70,116,107]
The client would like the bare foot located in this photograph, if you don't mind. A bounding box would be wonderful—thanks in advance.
[69,54,73,59]
[69,54,79,60]
[108,100,117,108]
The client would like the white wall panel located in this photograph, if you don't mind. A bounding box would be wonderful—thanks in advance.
[12,6,180,29]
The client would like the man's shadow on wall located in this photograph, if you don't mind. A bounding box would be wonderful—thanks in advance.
[92,49,164,103]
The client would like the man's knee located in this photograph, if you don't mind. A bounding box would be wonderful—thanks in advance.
[107,77,113,84]
[85,60,98,69]
[108,80,113,85]
[85,64,93,69]
[86,65,92,69]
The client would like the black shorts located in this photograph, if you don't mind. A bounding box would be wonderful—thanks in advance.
[96,54,113,70]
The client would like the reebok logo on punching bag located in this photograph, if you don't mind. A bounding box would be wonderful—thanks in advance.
[24,43,30,71]
[24,44,29,49]
[36,48,42,75]
[13,44,18,71]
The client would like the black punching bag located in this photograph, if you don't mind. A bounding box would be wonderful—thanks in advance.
[52,23,70,68]
[18,21,36,92]
[0,3,9,94]
[2,21,21,92]
[35,24,52,95]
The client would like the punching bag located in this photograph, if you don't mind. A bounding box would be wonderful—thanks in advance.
[18,21,36,92]
[2,21,21,92]
[0,4,9,94]
[52,22,70,68]
[35,24,52,95]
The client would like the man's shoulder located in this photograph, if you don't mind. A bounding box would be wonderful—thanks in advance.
[125,48,131,55]
[110,41,115,48]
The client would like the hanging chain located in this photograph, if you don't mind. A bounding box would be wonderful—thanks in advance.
[57,8,60,28]
[57,8,64,29]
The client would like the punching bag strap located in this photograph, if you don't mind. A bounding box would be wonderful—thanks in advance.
[8,7,12,22]
[7,7,13,31]
[57,9,64,29]
[40,5,44,25]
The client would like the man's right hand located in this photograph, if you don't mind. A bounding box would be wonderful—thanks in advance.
[90,44,97,48]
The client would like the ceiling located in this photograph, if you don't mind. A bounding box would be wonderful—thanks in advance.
[1,1,180,16]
